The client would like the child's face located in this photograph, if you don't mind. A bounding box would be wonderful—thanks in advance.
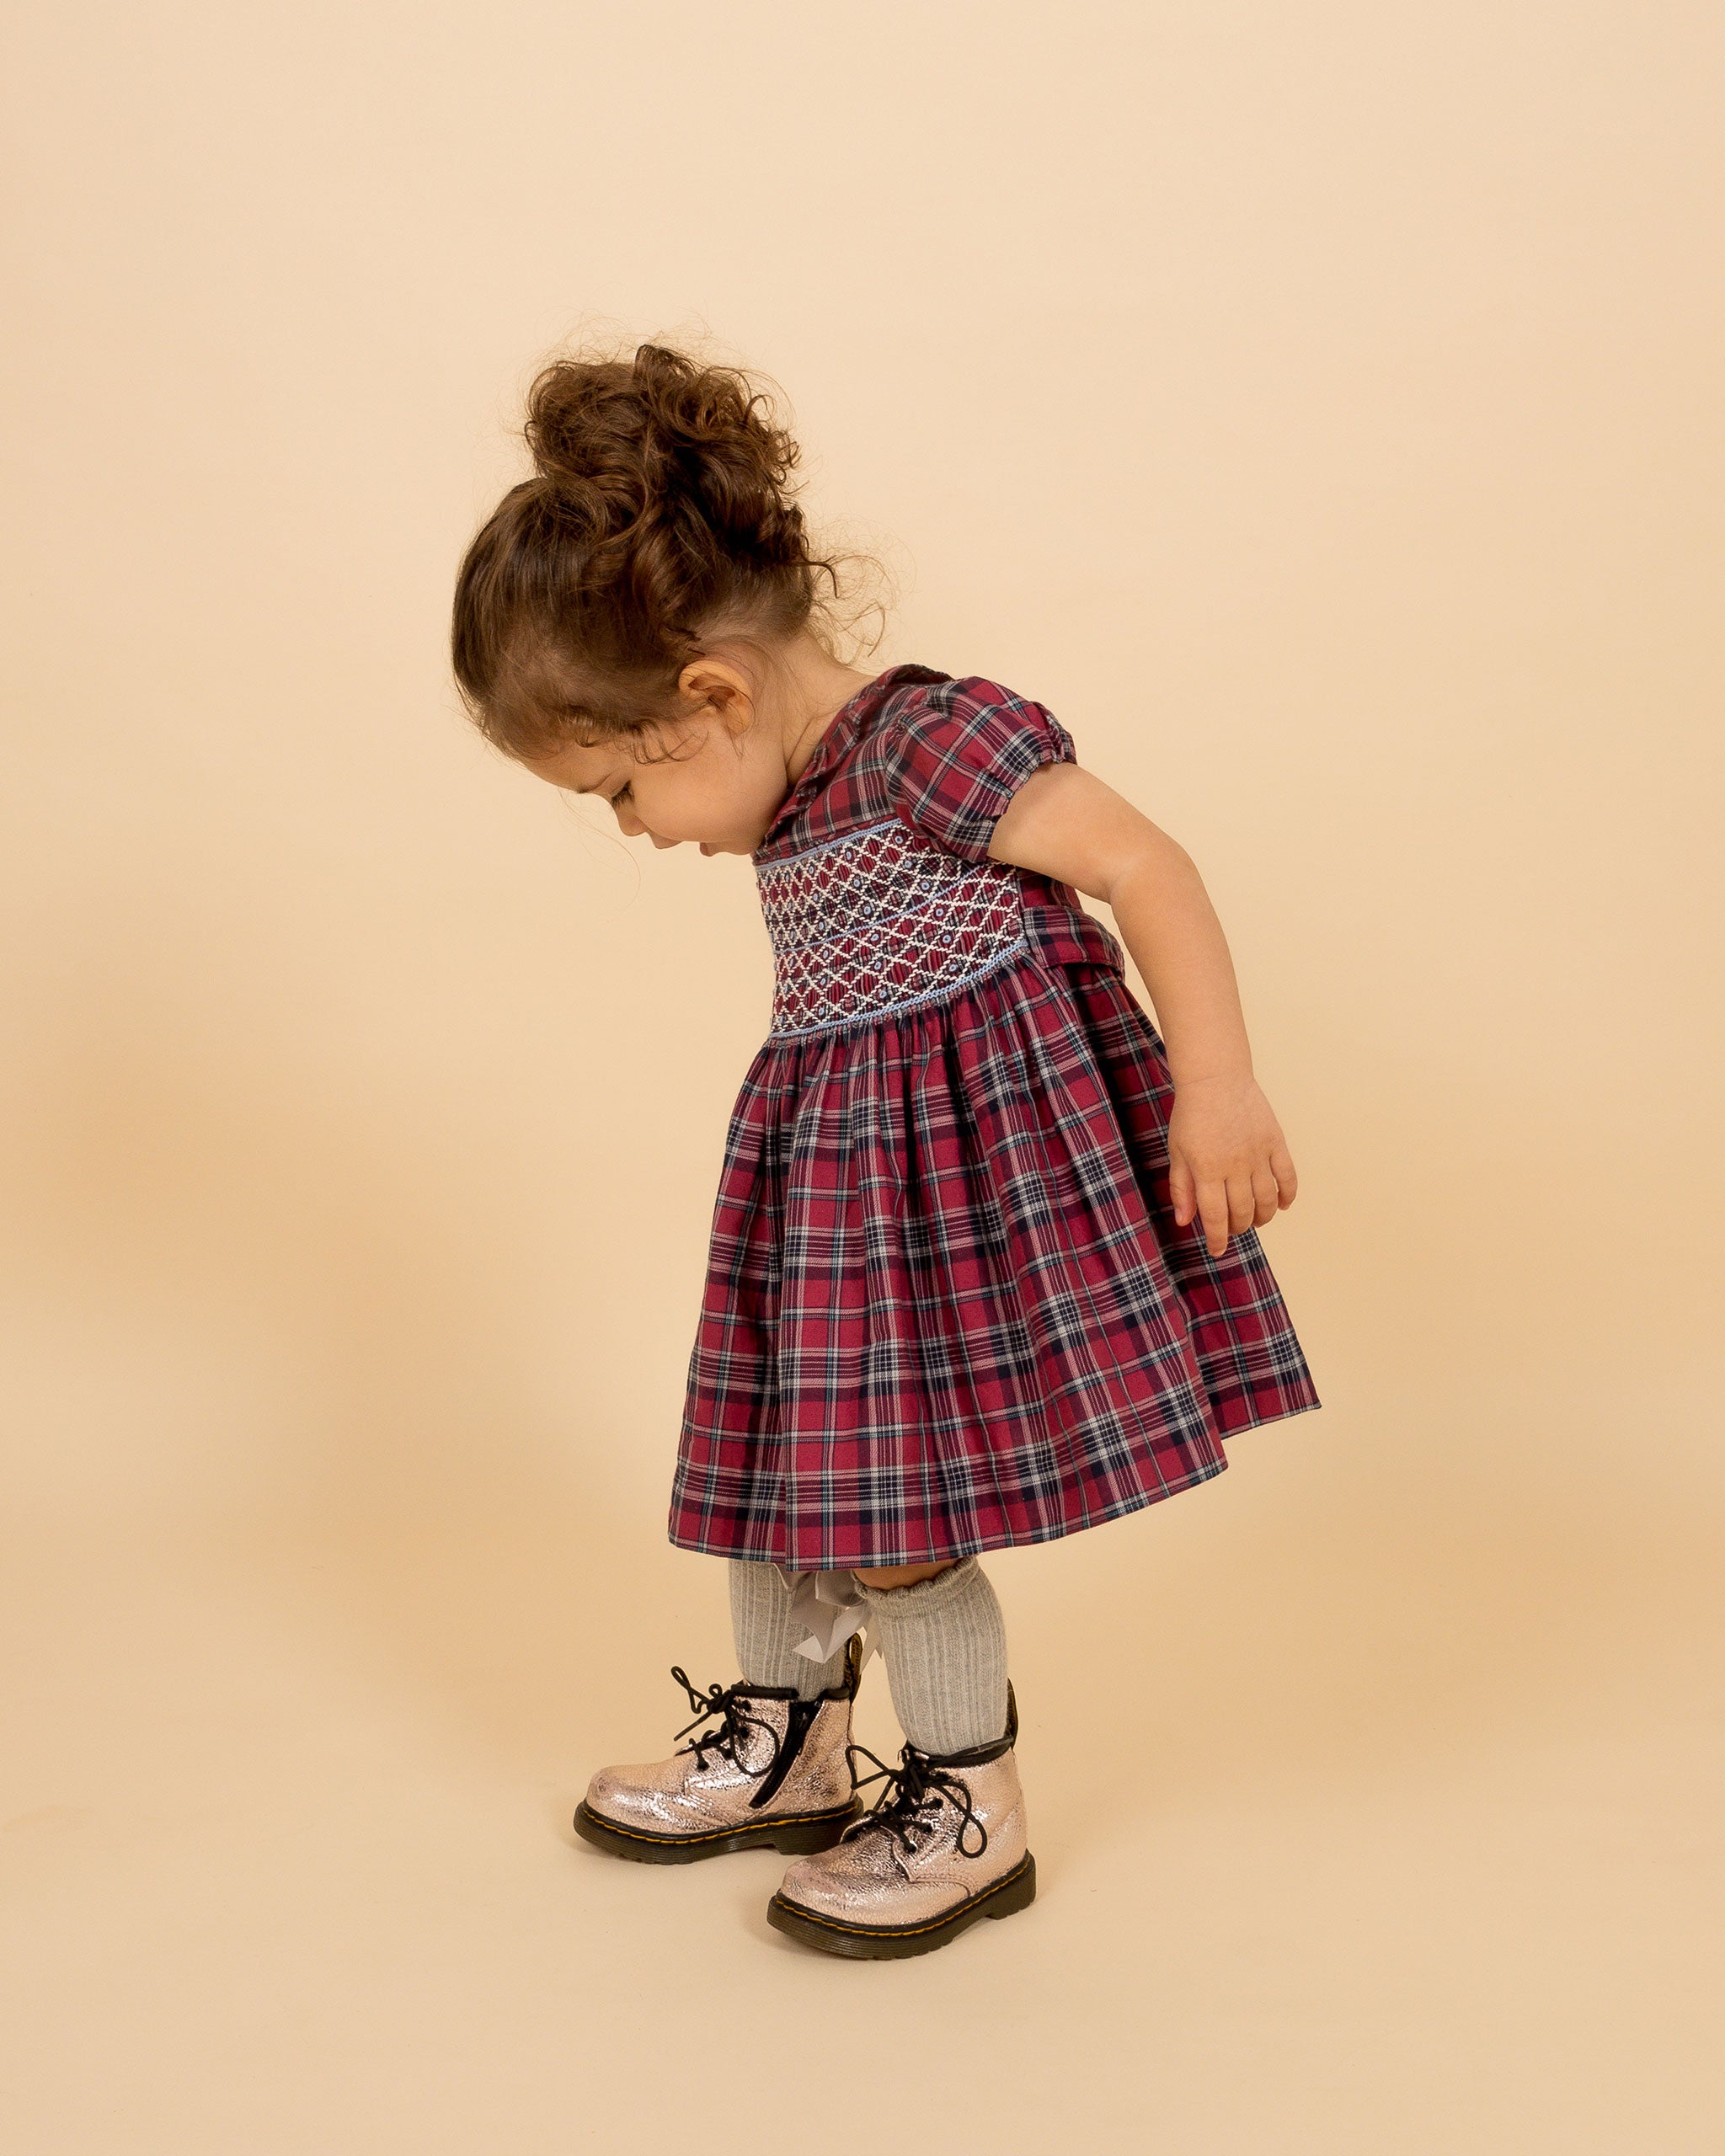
[521,714,789,857]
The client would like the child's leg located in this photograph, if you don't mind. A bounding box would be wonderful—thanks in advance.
[852,1556,1010,1753]
[766,1555,1032,1956]
[729,1560,852,1698]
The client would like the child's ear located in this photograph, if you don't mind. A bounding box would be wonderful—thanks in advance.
[676,656,755,735]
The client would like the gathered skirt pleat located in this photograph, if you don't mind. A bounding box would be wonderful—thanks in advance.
[670,951,1319,1569]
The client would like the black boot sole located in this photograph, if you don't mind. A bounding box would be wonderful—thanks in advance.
[766,1851,1037,1957]
[572,1800,862,1865]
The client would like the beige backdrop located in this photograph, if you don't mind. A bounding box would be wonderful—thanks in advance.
[3,3,1721,2149]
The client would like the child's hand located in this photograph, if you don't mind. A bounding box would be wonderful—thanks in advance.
[988,766,1306,1258]
[1167,1075,1299,1257]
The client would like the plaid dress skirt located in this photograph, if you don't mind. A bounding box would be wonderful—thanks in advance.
[669,666,1321,1571]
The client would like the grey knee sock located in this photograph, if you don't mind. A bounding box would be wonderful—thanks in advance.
[729,1560,850,1699]
[854,1557,1010,1755]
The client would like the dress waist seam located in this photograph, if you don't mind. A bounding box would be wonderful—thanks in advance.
[763,935,1033,1044]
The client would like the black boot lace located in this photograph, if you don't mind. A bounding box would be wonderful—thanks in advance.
[668,1668,782,1780]
[841,1741,989,1859]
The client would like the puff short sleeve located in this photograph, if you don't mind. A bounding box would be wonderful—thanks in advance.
[888,675,1076,862]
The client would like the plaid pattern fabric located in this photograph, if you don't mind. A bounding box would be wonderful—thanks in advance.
[669,667,1321,1569]
[753,665,1131,979]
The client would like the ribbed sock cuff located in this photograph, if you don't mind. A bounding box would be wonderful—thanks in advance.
[854,1557,1009,1755]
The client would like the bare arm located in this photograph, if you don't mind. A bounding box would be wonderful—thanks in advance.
[989,762,1299,1257]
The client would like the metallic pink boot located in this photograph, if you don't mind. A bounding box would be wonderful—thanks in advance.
[574,1647,862,1864]
[767,1685,1036,1957]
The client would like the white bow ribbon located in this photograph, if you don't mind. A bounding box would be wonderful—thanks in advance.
[779,1565,875,1668]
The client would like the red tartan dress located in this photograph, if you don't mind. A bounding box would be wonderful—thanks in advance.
[668,664,1321,1570]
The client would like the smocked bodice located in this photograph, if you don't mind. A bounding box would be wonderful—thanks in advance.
[755,819,1028,1040]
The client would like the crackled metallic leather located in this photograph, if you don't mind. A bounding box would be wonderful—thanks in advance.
[584,1688,855,1838]
[776,1746,1028,1926]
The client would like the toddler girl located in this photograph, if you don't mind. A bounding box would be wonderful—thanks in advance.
[451,343,1320,1960]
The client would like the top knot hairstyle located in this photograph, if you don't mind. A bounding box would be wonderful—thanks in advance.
[451,342,842,758]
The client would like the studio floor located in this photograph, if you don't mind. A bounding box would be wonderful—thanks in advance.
[4,1467,1716,2155]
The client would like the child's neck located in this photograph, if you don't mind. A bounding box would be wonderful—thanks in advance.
[714,631,884,789]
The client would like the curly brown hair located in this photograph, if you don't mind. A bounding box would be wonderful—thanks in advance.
[451,342,845,758]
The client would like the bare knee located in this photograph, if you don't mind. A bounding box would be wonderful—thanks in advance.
[853,1560,957,1592]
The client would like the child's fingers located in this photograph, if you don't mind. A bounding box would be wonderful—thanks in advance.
[1197,1180,1233,1257]
[1251,1165,1281,1227]
[1270,1141,1299,1208]
[1169,1152,1197,1226]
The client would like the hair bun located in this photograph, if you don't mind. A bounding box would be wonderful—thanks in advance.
[525,343,806,568]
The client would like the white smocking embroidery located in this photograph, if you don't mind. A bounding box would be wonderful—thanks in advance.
[755,819,1027,1038]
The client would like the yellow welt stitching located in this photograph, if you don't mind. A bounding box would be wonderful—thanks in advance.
[772,1855,1033,1938]
[581,1804,858,1848]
